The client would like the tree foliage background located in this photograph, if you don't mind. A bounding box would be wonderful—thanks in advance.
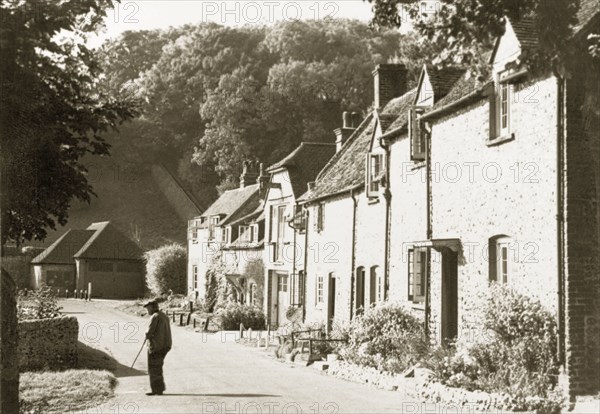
[366,0,598,77]
[0,0,138,245]
[99,19,406,195]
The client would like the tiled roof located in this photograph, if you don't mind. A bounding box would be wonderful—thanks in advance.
[511,17,539,51]
[199,184,260,225]
[267,142,337,198]
[508,0,599,49]
[298,2,599,205]
[74,222,143,261]
[31,229,94,265]
[222,192,261,226]
[384,90,420,134]
[227,207,263,228]
[427,67,468,100]
[429,74,489,113]
[377,113,397,133]
[299,89,418,203]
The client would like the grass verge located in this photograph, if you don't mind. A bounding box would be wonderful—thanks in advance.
[19,341,119,414]
[19,370,116,414]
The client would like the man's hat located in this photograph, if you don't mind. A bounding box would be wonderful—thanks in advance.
[142,299,158,308]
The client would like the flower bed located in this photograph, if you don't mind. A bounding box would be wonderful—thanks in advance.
[326,360,411,392]
[416,372,564,413]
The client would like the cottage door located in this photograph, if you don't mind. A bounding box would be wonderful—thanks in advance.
[276,273,289,326]
[327,275,336,332]
[441,249,458,343]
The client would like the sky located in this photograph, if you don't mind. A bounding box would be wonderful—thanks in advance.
[90,0,376,46]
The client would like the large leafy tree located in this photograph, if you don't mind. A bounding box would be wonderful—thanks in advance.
[100,20,405,195]
[197,19,404,189]
[0,0,138,245]
[366,0,595,76]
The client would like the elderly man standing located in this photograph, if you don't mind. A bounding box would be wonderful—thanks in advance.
[143,300,172,396]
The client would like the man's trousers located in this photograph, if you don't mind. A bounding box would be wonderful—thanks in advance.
[148,349,169,393]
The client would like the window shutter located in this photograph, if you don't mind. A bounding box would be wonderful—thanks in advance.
[410,107,425,161]
[488,241,497,282]
[489,84,498,140]
[369,267,377,305]
[269,206,275,242]
[365,153,373,197]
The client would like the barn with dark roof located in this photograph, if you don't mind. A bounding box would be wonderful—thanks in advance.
[31,221,144,298]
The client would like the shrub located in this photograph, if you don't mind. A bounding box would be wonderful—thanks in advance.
[424,283,562,412]
[204,250,236,312]
[158,293,190,310]
[338,302,428,374]
[17,286,62,320]
[144,243,186,296]
[216,302,266,330]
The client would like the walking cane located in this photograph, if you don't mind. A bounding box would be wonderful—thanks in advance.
[131,338,147,368]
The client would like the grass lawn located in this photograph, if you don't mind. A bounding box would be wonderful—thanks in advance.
[19,342,119,414]
[19,370,116,414]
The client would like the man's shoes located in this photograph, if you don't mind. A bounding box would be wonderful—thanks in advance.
[145,391,163,396]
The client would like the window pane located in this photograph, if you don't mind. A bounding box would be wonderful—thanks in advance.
[501,84,508,130]
[501,246,508,283]
[408,250,414,298]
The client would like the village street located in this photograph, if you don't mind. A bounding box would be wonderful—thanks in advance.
[62,300,426,414]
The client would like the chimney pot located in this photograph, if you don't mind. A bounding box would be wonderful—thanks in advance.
[351,112,360,128]
[372,63,407,110]
[257,162,269,197]
[335,110,357,153]
[240,160,259,188]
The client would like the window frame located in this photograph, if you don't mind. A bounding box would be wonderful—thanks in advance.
[409,106,427,161]
[277,274,288,293]
[251,224,259,243]
[488,71,514,144]
[193,265,199,290]
[369,266,383,305]
[500,80,510,136]
[316,203,325,232]
[489,236,513,284]
[316,275,324,304]
[208,216,220,241]
[239,225,251,243]
[407,248,427,304]
[366,153,385,197]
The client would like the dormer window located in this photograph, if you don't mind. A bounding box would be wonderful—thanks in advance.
[366,153,385,198]
[489,71,515,144]
[221,226,230,244]
[239,225,251,243]
[409,106,427,161]
[208,216,220,240]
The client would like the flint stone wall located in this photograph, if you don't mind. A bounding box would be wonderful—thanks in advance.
[18,316,78,370]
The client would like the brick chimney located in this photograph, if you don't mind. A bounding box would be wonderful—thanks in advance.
[240,161,259,189]
[257,163,269,197]
[334,111,356,152]
[372,63,407,110]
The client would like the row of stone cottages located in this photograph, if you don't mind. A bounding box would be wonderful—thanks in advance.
[187,12,599,398]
